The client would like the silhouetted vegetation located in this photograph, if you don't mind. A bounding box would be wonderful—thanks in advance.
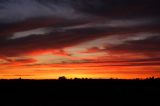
[0,78,159,106]
[58,76,67,80]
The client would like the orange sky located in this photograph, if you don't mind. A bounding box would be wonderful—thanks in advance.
[0,41,160,79]
[0,63,159,79]
[0,31,160,79]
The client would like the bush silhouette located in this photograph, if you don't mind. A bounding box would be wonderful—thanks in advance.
[58,76,67,80]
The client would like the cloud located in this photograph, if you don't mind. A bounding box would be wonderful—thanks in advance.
[1,58,37,66]
[52,49,71,56]
[0,20,159,58]
[107,35,160,56]
[80,47,104,53]
[0,0,160,62]
[78,34,160,67]
[1,0,159,24]
[10,27,52,39]
[76,0,160,18]
[0,0,85,24]
[8,58,37,63]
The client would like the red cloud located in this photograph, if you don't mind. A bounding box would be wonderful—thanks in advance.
[2,58,37,66]
[52,49,71,56]
[81,47,103,53]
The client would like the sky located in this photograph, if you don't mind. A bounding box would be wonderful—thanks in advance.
[0,0,160,79]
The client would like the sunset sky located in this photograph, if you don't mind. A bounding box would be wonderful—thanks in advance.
[0,0,160,79]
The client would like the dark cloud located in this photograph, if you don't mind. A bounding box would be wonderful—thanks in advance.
[52,49,71,56]
[81,34,160,56]
[0,22,160,57]
[0,58,37,66]
[107,35,160,56]
[81,35,160,67]
[78,57,160,67]
[1,24,160,57]
[0,0,159,23]
[0,0,160,59]
[104,62,160,67]
[78,0,160,18]
[0,0,85,24]
[6,58,37,63]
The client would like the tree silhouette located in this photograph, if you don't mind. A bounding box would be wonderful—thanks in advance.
[58,76,67,80]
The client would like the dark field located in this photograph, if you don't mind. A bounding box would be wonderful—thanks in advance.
[0,79,160,106]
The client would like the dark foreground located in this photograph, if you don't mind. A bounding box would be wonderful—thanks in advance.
[0,79,160,106]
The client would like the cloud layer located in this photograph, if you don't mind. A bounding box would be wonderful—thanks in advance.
[0,0,160,78]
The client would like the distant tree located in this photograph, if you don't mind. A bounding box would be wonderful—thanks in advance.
[149,76,155,80]
[58,76,67,80]
[74,78,79,80]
